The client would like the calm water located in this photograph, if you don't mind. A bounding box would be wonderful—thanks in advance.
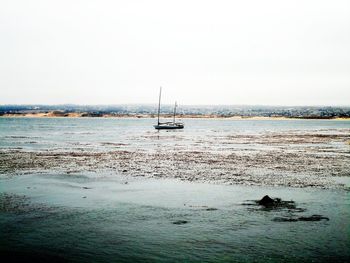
[0,175,349,263]
[1,117,349,152]
[0,118,349,262]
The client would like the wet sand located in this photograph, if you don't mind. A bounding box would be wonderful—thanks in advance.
[1,118,349,262]
[1,130,349,189]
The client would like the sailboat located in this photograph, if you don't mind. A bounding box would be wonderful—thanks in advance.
[154,87,184,130]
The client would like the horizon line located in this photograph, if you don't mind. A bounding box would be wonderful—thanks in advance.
[0,103,350,108]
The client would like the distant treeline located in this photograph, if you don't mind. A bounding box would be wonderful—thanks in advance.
[0,104,349,118]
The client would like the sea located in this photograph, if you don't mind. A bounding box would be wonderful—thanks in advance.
[0,117,349,262]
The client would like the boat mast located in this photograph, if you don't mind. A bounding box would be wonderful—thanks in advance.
[173,101,177,123]
[157,87,162,125]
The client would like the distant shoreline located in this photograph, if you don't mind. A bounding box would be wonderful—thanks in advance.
[1,112,349,120]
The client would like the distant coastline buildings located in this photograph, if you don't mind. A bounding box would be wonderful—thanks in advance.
[0,105,349,119]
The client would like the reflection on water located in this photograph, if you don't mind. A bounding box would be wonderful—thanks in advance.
[0,175,349,262]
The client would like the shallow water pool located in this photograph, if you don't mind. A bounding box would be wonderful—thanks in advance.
[1,174,349,262]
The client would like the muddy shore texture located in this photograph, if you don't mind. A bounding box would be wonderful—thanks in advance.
[1,130,349,190]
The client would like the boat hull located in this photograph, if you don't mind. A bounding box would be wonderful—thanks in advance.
[154,87,184,130]
[154,123,184,130]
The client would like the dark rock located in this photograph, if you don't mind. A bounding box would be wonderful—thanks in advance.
[82,187,91,189]
[273,214,329,222]
[258,195,275,206]
[172,220,188,225]
[255,195,296,210]
[273,217,299,222]
[205,208,218,211]
[298,215,329,221]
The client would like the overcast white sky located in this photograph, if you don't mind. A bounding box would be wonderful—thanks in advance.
[0,0,349,106]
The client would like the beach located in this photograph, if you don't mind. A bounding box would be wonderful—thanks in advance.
[2,0,350,261]
[0,118,349,262]
[1,118,349,189]
[2,111,350,120]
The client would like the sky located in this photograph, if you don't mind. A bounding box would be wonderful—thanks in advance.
[0,0,349,106]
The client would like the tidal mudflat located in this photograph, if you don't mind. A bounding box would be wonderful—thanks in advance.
[0,118,349,262]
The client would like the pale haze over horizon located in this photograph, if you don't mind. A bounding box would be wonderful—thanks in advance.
[1,0,349,106]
